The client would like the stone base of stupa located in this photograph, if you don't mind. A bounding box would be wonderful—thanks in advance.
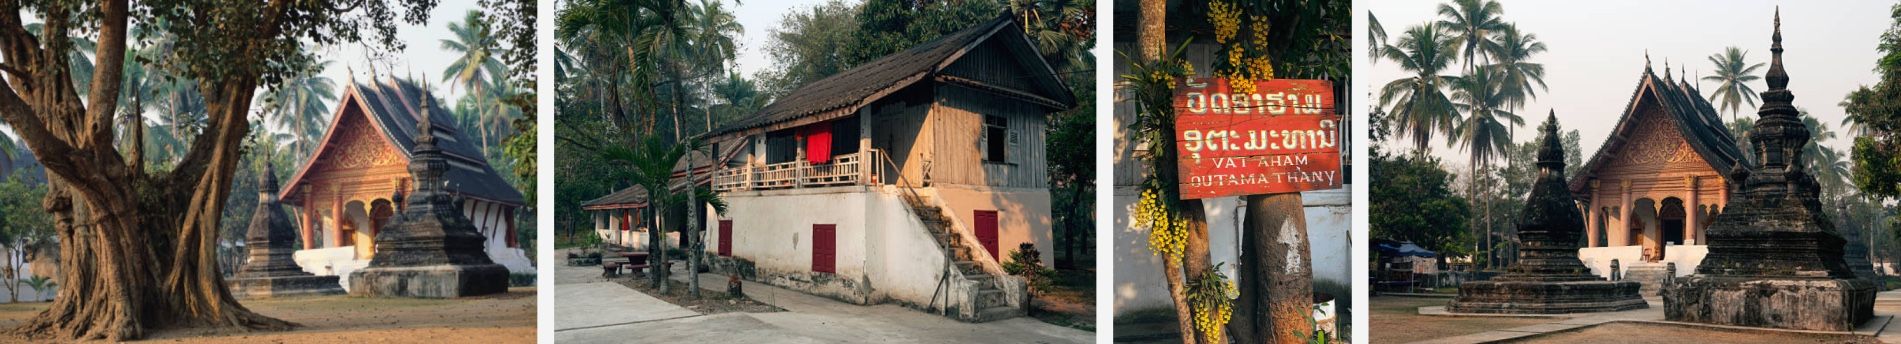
[228,275,344,299]
[1663,275,1875,331]
[349,263,509,298]
[1447,279,1648,314]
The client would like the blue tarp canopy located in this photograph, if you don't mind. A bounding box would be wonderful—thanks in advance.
[1373,239,1436,258]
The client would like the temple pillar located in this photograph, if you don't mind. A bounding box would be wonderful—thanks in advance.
[329,189,344,248]
[1617,180,1633,247]
[1686,176,1700,245]
[1587,202,1601,248]
[301,188,315,250]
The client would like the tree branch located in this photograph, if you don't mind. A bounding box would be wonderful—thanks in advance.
[83,0,129,151]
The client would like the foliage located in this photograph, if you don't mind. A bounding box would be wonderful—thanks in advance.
[1186,263,1237,344]
[1001,246,1055,292]
[1370,149,1474,258]
[1844,3,1901,202]
[1378,23,1461,152]
[20,275,53,301]
[1704,47,1766,119]
[758,0,861,99]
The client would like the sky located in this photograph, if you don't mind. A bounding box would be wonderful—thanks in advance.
[315,1,491,106]
[730,0,837,79]
[1365,0,1889,166]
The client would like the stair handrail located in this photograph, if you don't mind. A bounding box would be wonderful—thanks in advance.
[875,150,955,316]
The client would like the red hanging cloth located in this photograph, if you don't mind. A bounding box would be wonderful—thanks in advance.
[803,123,833,164]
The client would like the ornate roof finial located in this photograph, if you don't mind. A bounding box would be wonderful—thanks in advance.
[1538,110,1564,172]
[417,77,435,146]
[259,160,279,202]
[1766,7,1789,90]
[1665,57,1672,80]
[1645,50,1653,73]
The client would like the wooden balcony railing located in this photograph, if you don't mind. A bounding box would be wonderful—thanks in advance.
[712,149,885,192]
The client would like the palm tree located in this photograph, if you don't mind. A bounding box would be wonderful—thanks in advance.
[1703,47,1766,121]
[443,10,509,154]
[1485,23,1546,112]
[1368,12,1386,64]
[558,0,696,143]
[1436,0,1506,73]
[20,275,51,302]
[1449,68,1522,269]
[256,59,337,161]
[689,0,742,134]
[1728,117,1756,164]
[1379,24,1462,152]
[25,23,97,95]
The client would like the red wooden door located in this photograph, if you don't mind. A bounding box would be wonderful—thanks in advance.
[812,224,836,273]
[974,210,999,260]
[718,220,733,257]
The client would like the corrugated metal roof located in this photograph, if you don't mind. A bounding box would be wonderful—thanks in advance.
[704,15,1073,139]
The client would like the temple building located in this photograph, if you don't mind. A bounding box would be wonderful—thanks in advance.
[586,15,1072,322]
[1569,59,1744,294]
[280,76,533,289]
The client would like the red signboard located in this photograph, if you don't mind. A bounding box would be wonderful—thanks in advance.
[1173,77,1341,199]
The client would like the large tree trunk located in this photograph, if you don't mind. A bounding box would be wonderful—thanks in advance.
[686,152,700,299]
[0,1,305,338]
[1233,194,1314,344]
[1136,0,1201,342]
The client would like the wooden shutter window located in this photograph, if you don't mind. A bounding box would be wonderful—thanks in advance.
[974,210,1000,260]
[812,224,836,274]
[718,220,734,257]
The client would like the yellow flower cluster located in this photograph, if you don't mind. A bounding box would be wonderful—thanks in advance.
[1209,4,1277,95]
[1192,279,1238,343]
[1209,1,1241,44]
[1135,188,1187,263]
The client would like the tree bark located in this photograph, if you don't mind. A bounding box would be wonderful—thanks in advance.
[1233,194,1313,344]
[0,0,306,338]
[686,150,700,298]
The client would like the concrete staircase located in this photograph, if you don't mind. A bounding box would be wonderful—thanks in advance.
[1623,264,1670,297]
[903,193,1022,322]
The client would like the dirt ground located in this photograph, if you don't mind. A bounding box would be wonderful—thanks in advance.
[615,275,783,314]
[1031,268,1096,331]
[1368,296,1552,344]
[0,287,536,343]
[1512,322,1881,344]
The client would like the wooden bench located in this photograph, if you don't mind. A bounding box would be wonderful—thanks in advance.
[619,261,674,276]
[603,261,623,277]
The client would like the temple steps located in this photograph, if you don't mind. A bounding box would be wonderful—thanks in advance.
[1623,265,1671,297]
[904,192,1020,322]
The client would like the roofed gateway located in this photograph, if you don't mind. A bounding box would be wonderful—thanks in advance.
[279,76,533,288]
[1570,57,1742,296]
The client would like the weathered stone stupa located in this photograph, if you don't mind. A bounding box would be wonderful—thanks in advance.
[349,90,510,298]
[1662,9,1876,331]
[228,162,346,298]
[1447,113,1648,314]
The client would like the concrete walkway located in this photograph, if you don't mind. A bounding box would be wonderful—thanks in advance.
[1413,298,1893,343]
[551,250,1092,343]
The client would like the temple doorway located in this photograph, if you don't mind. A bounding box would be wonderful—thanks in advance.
[1660,198,1686,250]
[1632,198,1661,262]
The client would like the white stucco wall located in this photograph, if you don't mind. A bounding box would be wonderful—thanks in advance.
[294,200,535,290]
[705,185,1022,311]
[1112,185,1355,316]
[1579,244,1707,277]
[932,185,1055,267]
